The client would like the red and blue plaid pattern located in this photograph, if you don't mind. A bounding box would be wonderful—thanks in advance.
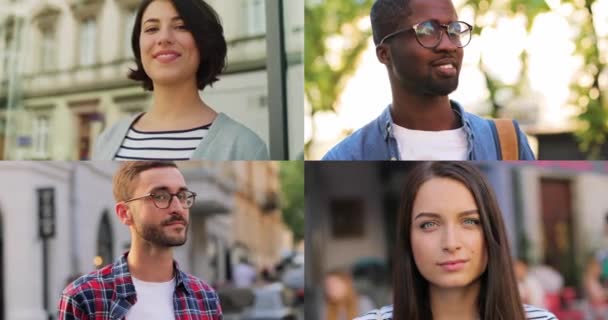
[57,252,222,319]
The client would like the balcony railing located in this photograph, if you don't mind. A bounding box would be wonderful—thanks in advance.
[20,58,136,97]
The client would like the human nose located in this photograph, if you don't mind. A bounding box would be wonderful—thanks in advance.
[442,224,462,253]
[157,26,174,46]
[167,194,185,211]
[434,27,458,51]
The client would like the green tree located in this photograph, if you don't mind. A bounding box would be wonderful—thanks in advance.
[463,0,549,118]
[279,161,304,242]
[570,0,606,159]
[464,0,605,158]
[305,0,374,154]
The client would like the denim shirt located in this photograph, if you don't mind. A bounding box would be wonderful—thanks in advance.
[322,101,535,160]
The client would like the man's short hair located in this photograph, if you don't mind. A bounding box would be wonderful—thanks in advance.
[370,0,413,45]
[113,161,178,202]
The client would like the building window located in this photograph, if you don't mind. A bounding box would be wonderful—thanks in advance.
[96,211,114,269]
[77,112,103,160]
[243,0,265,36]
[40,28,56,72]
[79,18,96,66]
[2,26,14,81]
[124,9,136,57]
[32,115,49,158]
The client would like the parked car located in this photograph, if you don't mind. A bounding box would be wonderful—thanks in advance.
[242,283,296,320]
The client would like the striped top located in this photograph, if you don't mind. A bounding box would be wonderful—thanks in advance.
[355,304,557,320]
[114,123,212,161]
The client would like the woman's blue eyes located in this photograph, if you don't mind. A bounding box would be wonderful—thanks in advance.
[419,218,480,230]
[464,218,480,225]
[420,221,437,229]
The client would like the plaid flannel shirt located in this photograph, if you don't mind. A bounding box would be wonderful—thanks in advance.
[57,252,222,320]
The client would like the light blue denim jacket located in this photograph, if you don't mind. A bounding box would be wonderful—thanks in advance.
[322,101,535,160]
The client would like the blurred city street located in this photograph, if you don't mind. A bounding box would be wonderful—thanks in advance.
[0,161,304,320]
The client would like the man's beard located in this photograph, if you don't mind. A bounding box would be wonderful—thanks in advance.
[421,75,459,96]
[133,215,188,247]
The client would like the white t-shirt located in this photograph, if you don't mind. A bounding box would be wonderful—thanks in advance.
[391,123,468,160]
[126,276,176,320]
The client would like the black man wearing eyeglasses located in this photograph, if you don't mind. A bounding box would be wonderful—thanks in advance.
[322,0,535,161]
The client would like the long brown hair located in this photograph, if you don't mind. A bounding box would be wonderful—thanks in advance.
[325,270,359,320]
[393,162,525,320]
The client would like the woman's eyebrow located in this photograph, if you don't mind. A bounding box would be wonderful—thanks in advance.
[414,209,479,221]
[143,16,183,25]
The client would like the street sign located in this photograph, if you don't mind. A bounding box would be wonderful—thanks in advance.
[37,188,55,238]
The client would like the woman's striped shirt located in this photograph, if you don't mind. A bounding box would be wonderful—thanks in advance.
[114,123,211,161]
[354,304,558,320]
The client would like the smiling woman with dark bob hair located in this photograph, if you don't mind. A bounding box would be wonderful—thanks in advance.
[93,0,268,160]
[355,162,557,320]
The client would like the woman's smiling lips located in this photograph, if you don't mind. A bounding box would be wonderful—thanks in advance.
[153,50,181,63]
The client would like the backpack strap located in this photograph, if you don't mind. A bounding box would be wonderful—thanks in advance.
[492,119,519,160]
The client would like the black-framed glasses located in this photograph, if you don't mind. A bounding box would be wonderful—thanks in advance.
[378,20,473,49]
[124,190,197,209]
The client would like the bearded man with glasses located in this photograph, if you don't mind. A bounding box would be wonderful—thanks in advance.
[322,0,535,161]
[58,161,222,320]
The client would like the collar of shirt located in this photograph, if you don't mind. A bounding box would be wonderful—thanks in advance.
[112,251,195,300]
[321,100,535,160]
[380,100,474,160]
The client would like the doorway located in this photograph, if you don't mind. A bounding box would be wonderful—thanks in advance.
[540,178,577,286]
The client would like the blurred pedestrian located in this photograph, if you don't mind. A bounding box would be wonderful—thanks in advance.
[57,161,221,319]
[596,213,608,286]
[529,264,564,295]
[355,162,554,320]
[514,258,546,308]
[323,269,374,320]
[233,256,257,288]
[584,255,608,319]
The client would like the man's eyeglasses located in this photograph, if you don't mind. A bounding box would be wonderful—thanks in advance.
[378,20,473,49]
[124,190,197,209]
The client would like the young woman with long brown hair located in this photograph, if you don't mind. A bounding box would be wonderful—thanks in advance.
[355,162,556,320]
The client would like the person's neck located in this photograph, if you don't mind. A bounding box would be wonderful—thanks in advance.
[429,282,480,320]
[390,89,459,131]
[142,81,217,129]
[127,240,175,282]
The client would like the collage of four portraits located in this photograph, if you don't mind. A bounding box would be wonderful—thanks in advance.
[0,0,607,319]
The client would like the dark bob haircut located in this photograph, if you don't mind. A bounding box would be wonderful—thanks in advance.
[128,0,227,91]
[393,162,525,320]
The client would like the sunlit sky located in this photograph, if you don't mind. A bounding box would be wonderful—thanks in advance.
[306,0,608,159]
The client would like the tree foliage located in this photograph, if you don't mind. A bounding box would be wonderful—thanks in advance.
[279,161,305,242]
[305,0,374,152]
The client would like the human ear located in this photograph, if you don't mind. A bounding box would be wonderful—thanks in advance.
[115,202,133,225]
[376,44,391,65]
